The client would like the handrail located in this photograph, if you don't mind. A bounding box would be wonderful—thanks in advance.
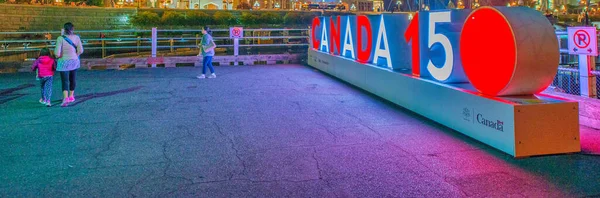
[557,67,579,72]
[0,28,309,35]
[0,36,309,44]
[0,28,310,59]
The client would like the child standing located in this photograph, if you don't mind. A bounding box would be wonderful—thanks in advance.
[31,48,56,107]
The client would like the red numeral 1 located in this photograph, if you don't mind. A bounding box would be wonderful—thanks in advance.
[404,13,420,76]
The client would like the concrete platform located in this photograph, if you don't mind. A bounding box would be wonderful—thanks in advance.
[1,65,600,197]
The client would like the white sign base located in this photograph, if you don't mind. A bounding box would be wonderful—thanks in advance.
[308,50,580,157]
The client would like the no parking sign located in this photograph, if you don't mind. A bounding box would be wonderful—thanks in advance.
[230,27,244,39]
[568,27,598,56]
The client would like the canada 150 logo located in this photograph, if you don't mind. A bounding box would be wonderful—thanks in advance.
[310,7,559,97]
[462,108,471,122]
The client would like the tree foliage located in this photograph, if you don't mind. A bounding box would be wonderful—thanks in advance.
[213,11,237,25]
[161,11,186,25]
[129,10,326,28]
[259,12,282,24]
[186,11,212,26]
[240,12,259,25]
[130,11,160,27]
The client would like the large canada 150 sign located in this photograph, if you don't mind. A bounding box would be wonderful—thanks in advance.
[308,7,579,158]
[311,7,559,96]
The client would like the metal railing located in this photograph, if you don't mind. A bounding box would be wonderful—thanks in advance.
[0,28,310,61]
[2,28,598,99]
[551,68,600,99]
[552,68,581,95]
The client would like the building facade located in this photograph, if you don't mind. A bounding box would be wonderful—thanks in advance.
[343,0,383,11]
[249,0,291,9]
[135,0,389,10]
[188,0,233,9]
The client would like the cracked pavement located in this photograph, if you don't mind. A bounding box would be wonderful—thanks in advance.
[1,64,600,197]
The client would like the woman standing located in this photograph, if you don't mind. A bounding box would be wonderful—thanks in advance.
[197,26,217,79]
[55,22,84,107]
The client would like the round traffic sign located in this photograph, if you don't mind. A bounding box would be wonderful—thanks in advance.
[233,28,241,37]
[573,30,591,48]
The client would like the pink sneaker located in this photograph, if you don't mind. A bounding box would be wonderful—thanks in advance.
[68,96,75,102]
[61,99,69,107]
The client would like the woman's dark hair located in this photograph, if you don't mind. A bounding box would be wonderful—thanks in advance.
[64,22,74,35]
[203,26,212,36]
[39,48,52,58]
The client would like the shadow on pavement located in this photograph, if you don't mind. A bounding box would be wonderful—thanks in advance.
[476,126,600,196]
[68,86,144,107]
[0,84,34,104]
[580,126,600,155]
[374,91,600,196]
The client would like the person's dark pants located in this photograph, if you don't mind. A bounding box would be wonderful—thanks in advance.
[40,76,53,101]
[60,70,77,91]
[202,56,214,74]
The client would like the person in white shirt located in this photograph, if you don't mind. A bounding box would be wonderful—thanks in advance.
[54,22,84,107]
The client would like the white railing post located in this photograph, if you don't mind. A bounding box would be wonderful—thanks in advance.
[579,55,597,97]
[151,27,157,68]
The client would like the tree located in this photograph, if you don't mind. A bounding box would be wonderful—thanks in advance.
[161,11,186,26]
[130,11,160,27]
[186,11,213,26]
[259,12,282,24]
[214,11,237,25]
[240,12,258,25]
[283,12,301,25]
[237,1,252,9]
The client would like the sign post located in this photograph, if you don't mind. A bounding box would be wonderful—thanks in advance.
[230,27,244,65]
[568,27,598,97]
[151,27,157,68]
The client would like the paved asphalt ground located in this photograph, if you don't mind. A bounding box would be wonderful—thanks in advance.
[1,64,600,197]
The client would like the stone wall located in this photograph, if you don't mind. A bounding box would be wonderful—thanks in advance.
[0,4,135,32]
